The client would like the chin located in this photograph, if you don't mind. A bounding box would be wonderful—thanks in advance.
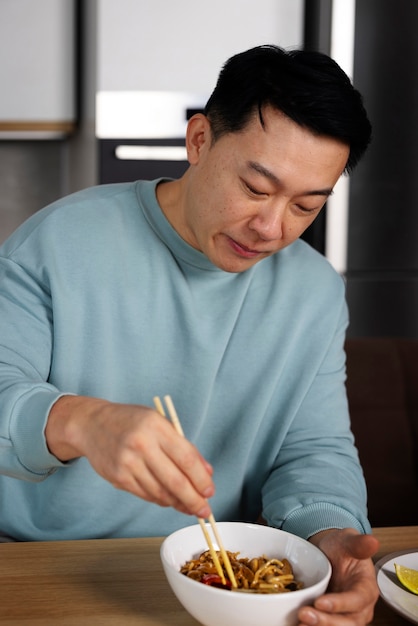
[214,257,261,273]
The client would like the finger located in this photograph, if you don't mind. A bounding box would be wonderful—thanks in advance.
[316,572,379,615]
[135,431,213,516]
[202,457,214,476]
[106,452,181,509]
[298,606,355,626]
[343,532,380,560]
[312,575,378,626]
[150,449,212,517]
[149,409,215,498]
[315,588,370,614]
[162,436,215,498]
[299,598,375,626]
[100,433,189,511]
[131,472,195,515]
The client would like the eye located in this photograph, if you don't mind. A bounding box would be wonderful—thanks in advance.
[295,204,321,215]
[243,180,268,197]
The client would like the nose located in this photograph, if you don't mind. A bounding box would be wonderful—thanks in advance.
[248,202,285,241]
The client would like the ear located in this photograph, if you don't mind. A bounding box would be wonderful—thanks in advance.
[185,114,211,165]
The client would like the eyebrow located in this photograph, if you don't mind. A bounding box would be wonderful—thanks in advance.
[247,160,334,198]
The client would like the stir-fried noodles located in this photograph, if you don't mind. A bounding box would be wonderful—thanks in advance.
[180,550,303,593]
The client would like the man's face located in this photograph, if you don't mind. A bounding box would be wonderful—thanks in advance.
[175,107,349,273]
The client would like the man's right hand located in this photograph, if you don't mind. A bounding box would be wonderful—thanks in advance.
[45,395,214,517]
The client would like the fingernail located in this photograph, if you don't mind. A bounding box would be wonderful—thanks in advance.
[197,505,211,518]
[316,597,333,611]
[301,609,318,625]
[203,486,214,498]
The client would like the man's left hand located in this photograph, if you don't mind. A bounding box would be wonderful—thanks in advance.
[298,528,380,626]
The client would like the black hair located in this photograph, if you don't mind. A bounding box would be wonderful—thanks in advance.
[204,45,371,174]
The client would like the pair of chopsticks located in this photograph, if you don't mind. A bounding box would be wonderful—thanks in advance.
[153,395,237,588]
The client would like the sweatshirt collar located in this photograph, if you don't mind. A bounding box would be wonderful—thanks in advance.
[137,178,225,272]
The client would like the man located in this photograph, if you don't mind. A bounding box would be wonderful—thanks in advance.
[0,46,379,623]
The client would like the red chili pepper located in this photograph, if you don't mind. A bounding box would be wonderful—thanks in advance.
[201,573,232,589]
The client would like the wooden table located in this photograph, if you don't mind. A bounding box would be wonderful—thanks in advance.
[0,526,417,625]
[372,527,418,625]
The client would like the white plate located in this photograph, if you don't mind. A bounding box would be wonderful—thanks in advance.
[375,549,418,624]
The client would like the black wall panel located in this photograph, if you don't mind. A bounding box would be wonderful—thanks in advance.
[346,0,418,338]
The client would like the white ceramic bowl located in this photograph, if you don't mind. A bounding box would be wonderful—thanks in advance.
[160,522,332,626]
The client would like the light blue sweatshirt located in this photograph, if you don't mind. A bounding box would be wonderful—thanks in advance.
[0,180,370,540]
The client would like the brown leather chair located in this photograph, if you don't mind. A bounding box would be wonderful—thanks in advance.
[345,338,418,527]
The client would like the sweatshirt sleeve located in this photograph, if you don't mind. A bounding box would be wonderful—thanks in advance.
[261,294,372,537]
[0,246,69,480]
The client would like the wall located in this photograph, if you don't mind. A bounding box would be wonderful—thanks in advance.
[0,141,66,242]
[0,0,80,243]
[97,0,304,93]
[0,0,303,244]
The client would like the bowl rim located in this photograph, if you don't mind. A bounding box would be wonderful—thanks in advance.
[160,521,332,601]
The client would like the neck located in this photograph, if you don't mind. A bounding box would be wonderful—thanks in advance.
[156,176,186,235]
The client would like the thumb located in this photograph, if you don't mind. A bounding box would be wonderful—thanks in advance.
[344,532,380,560]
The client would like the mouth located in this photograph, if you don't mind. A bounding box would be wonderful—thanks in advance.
[226,236,266,259]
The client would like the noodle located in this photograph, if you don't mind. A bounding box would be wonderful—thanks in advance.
[180,550,303,593]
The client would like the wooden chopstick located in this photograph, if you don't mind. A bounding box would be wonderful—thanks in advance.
[162,395,238,587]
[153,395,237,588]
[153,396,226,585]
